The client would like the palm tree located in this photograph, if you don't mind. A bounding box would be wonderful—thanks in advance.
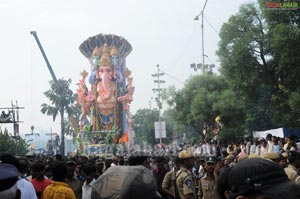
[64,103,81,139]
[41,78,76,156]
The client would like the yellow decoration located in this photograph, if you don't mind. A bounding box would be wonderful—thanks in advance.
[92,46,101,57]
[125,68,131,78]
[215,116,221,123]
[110,46,120,56]
[81,70,88,80]
[99,44,112,67]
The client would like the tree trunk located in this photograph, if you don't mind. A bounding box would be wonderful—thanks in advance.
[60,109,65,156]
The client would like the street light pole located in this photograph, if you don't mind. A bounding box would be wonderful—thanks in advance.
[149,97,153,110]
[201,10,205,73]
[194,0,208,73]
[158,65,162,145]
[152,65,165,145]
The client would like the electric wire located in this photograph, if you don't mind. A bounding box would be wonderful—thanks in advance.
[204,15,219,34]
[159,69,185,85]
[165,20,200,71]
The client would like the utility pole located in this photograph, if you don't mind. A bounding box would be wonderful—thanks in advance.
[25,125,40,151]
[149,97,153,110]
[191,1,217,74]
[194,0,208,73]
[46,127,56,155]
[152,65,165,145]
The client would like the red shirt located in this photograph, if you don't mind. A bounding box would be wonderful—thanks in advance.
[31,178,52,199]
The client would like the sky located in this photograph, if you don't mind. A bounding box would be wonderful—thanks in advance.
[0,0,255,144]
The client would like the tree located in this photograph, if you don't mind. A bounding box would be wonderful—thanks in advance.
[162,109,196,144]
[41,79,76,155]
[0,131,29,155]
[217,3,275,98]
[169,74,245,140]
[259,0,300,127]
[218,2,300,129]
[161,85,178,109]
[64,103,81,140]
[133,108,158,145]
[133,108,186,146]
[217,3,276,131]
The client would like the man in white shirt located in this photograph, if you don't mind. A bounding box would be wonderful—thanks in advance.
[202,140,211,156]
[266,134,274,153]
[82,162,97,199]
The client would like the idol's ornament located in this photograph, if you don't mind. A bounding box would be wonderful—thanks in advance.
[77,34,134,148]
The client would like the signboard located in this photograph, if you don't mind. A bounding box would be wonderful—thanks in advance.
[155,121,166,139]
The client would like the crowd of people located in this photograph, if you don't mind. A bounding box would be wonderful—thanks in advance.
[1,133,300,199]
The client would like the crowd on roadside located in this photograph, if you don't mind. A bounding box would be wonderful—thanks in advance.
[192,133,300,158]
[1,133,300,199]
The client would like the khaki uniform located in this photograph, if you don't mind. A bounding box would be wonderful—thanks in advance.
[197,174,220,199]
[162,170,176,196]
[176,167,196,199]
[284,164,300,184]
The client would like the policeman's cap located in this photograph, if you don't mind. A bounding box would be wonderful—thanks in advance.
[178,150,194,159]
[206,157,216,164]
[263,152,280,161]
[225,155,235,160]
[0,164,19,191]
[248,154,261,159]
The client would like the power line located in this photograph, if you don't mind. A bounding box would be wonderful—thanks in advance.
[159,68,185,84]
[165,21,199,71]
[204,15,219,34]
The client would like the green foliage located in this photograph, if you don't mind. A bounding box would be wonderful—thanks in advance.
[133,108,192,145]
[170,74,245,140]
[218,1,300,130]
[133,1,300,145]
[139,2,300,144]
[261,1,300,127]
[41,79,76,121]
[218,3,273,95]
[41,78,76,155]
[133,109,158,145]
[105,133,114,144]
[160,85,178,108]
[64,103,81,138]
[218,128,246,144]
[0,133,29,155]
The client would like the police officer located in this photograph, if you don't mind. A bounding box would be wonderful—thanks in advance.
[284,151,300,184]
[162,157,181,199]
[197,157,220,199]
[176,149,197,199]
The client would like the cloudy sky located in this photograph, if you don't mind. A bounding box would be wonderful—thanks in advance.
[0,0,255,139]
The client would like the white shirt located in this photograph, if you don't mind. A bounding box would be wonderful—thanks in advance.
[202,143,211,155]
[111,162,117,167]
[17,179,38,199]
[260,146,268,157]
[250,144,256,154]
[267,141,274,153]
[82,178,96,199]
[211,145,216,156]
[246,142,251,154]
[255,145,260,155]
